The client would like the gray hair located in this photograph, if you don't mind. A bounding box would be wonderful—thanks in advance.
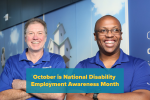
[24,18,47,35]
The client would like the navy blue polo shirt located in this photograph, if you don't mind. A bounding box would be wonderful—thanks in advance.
[0,48,66,100]
[76,49,150,92]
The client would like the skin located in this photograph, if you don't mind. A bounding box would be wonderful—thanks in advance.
[94,16,122,68]
[66,15,150,100]
[94,16,122,56]
[25,22,47,64]
[0,22,65,100]
[25,22,47,53]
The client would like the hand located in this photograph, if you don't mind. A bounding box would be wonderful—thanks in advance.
[12,79,26,90]
[86,93,94,99]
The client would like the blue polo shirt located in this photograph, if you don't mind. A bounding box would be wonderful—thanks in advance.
[75,49,150,92]
[0,48,66,100]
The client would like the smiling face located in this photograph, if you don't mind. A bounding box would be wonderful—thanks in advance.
[25,22,47,52]
[94,16,122,55]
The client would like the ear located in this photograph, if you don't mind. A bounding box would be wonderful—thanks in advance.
[121,32,123,40]
[94,33,97,41]
[45,35,47,42]
[25,35,27,42]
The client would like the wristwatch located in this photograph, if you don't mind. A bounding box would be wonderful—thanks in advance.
[93,93,99,100]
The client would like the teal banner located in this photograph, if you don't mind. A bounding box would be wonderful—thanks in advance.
[26,68,124,93]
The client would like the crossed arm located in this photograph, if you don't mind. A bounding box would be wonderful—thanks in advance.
[0,79,65,100]
[66,90,150,100]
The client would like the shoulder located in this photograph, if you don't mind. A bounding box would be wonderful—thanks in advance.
[6,54,20,63]
[48,52,65,65]
[49,52,64,61]
[49,52,62,58]
[126,55,150,71]
[3,54,20,71]
[120,49,146,65]
[76,56,95,68]
[47,52,66,68]
[127,55,147,65]
[80,57,94,64]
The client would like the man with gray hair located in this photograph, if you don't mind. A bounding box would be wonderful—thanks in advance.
[0,18,66,100]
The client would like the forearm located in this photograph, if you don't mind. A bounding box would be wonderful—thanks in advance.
[66,93,93,100]
[31,93,65,100]
[98,91,150,100]
[0,89,32,100]
[13,80,65,100]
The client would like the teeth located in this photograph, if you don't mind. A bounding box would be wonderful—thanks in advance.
[32,42,39,44]
[105,41,114,44]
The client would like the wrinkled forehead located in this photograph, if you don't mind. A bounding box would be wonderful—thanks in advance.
[26,22,44,30]
[95,16,121,30]
[27,22,43,27]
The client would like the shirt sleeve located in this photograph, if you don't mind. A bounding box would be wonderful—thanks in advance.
[67,63,88,93]
[75,62,84,68]
[53,55,66,68]
[131,61,150,91]
[0,58,13,92]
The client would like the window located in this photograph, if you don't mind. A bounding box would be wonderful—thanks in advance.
[66,48,68,51]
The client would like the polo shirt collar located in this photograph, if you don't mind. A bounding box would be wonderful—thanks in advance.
[41,49,50,61]
[19,48,50,62]
[89,49,129,67]
[114,49,129,65]
[19,48,28,61]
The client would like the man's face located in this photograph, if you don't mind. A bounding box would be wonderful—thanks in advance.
[94,17,122,54]
[25,22,47,52]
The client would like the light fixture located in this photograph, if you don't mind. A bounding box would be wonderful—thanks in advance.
[4,14,9,21]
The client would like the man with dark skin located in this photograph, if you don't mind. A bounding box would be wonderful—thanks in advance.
[66,15,150,100]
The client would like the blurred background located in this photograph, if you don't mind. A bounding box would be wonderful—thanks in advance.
[0,0,149,75]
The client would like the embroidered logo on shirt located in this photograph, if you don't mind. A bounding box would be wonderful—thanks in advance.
[147,82,150,85]
[42,66,52,68]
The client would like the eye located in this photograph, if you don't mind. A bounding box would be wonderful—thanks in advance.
[29,32,33,34]
[113,28,120,33]
[100,29,107,33]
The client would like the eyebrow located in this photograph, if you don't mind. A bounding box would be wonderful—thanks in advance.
[27,31,44,33]
[37,31,44,32]
[96,26,120,30]
[101,26,119,29]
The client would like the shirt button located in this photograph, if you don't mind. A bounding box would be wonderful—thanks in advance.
[32,66,34,67]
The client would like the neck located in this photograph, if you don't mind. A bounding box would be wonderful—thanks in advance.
[26,49,44,64]
[99,49,120,68]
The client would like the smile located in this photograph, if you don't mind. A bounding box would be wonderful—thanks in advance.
[104,40,115,47]
[105,41,115,44]
[32,42,40,44]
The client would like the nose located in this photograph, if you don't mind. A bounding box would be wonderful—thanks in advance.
[33,33,38,40]
[106,30,114,37]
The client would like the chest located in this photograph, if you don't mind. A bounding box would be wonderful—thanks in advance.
[12,61,53,80]
[85,63,134,92]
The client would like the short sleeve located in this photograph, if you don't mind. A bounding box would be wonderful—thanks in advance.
[67,63,88,93]
[131,61,150,91]
[53,55,66,68]
[75,62,84,68]
[0,58,13,92]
